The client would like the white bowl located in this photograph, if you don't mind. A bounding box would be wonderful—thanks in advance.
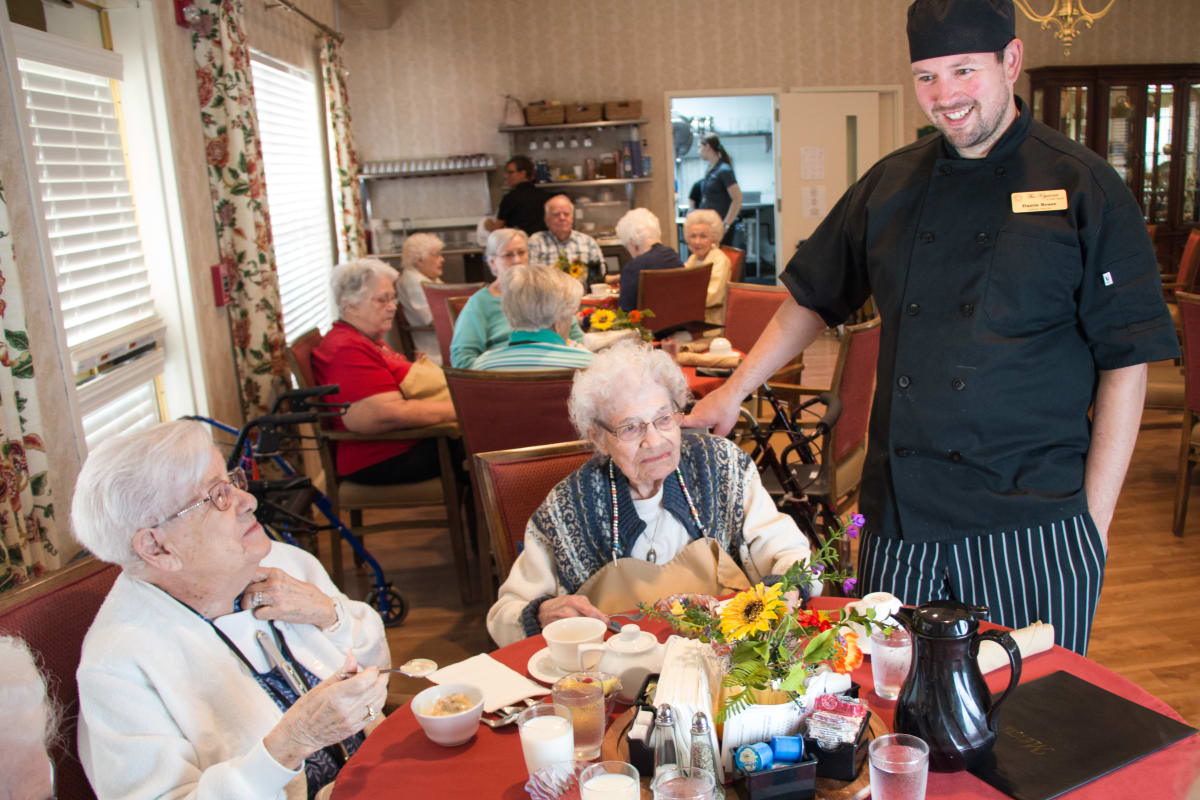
[411,683,484,746]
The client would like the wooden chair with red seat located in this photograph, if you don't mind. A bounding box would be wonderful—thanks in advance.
[422,282,486,366]
[474,441,594,594]
[442,367,581,601]
[719,245,746,284]
[636,263,714,338]
[770,317,881,563]
[446,295,472,327]
[1171,291,1200,536]
[286,328,474,602]
[0,557,121,800]
[724,281,804,410]
[1164,228,1200,329]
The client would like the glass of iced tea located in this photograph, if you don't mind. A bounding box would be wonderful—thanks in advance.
[551,672,606,761]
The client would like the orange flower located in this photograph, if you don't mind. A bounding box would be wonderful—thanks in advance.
[628,309,643,323]
[832,631,863,673]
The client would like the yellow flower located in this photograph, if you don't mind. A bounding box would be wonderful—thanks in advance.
[719,582,785,640]
[590,309,616,331]
[568,262,585,279]
[670,601,685,616]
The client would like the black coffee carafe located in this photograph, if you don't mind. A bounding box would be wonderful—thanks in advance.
[892,600,1022,772]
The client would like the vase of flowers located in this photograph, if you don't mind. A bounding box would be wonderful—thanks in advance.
[579,306,656,343]
[643,514,889,723]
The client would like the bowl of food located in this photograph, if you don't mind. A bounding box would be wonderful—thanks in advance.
[411,683,484,746]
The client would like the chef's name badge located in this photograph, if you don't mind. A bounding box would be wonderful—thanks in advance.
[1011,189,1068,213]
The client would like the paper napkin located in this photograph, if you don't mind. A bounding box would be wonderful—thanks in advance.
[429,653,547,713]
[978,621,1055,674]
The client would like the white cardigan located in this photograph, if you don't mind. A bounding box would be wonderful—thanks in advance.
[77,542,389,800]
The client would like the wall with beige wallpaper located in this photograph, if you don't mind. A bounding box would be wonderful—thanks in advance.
[339,0,1200,233]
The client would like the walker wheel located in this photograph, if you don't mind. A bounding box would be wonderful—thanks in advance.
[366,586,408,627]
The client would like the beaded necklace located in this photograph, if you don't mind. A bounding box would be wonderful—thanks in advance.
[608,459,705,563]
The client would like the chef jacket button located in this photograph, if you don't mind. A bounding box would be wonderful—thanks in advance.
[949,450,964,463]
[895,447,911,458]
[960,302,975,317]
[975,231,989,245]
[906,303,920,316]
[951,377,966,391]
[920,231,935,243]
[897,375,912,389]
[939,164,952,176]
[994,166,1006,177]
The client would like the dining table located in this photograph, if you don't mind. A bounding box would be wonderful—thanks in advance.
[331,598,1200,799]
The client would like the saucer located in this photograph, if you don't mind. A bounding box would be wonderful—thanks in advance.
[526,646,571,685]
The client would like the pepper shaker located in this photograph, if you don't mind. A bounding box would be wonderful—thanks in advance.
[690,711,724,799]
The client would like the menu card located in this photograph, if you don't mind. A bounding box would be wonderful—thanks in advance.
[969,670,1197,800]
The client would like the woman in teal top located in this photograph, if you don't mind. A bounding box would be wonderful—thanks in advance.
[450,228,583,368]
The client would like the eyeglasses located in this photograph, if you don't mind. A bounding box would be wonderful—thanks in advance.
[371,292,397,307]
[156,467,248,527]
[598,410,681,442]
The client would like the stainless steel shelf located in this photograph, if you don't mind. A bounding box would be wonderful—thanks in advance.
[499,118,648,133]
[534,177,652,188]
[359,166,493,180]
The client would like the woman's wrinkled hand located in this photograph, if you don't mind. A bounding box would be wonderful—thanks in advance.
[538,594,609,627]
[242,568,337,629]
[264,654,388,770]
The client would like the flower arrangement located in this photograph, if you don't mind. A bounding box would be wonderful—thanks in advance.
[555,252,587,280]
[579,306,656,342]
[642,513,890,722]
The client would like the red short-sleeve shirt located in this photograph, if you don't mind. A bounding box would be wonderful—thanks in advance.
[311,321,416,475]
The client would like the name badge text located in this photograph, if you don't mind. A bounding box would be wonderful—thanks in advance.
[1011,189,1068,213]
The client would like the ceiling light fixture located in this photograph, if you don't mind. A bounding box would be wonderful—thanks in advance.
[1012,0,1115,56]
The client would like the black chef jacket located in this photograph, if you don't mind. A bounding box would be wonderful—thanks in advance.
[497,180,549,237]
[781,98,1180,543]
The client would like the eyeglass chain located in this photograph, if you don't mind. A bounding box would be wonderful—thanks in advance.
[608,459,705,564]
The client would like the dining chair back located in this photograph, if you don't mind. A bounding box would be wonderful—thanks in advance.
[423,282,486,366]
[720,245,746,284]
[0,557,120,800]
[286,329,473,601]
[392,302,432,361]
[724,282,788,354]
[1172,291,1200,536]
[447,295,471,326]
[474,441,594,584]
[636,263,712,335]
[443,367,579,457]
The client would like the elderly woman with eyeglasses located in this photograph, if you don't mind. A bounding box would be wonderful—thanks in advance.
[72,421,390,800]
[313,258,457,485]
[486,341,819,647]
[450,228,586,368]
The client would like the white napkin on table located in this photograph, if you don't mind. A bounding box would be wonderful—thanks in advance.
[429,653,548,713]
[978,621,1056,674]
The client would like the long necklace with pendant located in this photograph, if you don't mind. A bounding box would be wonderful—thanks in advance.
[608,459,705,563]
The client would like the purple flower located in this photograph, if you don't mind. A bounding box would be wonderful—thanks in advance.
[842,577,857,594]
[845,525,860,539]
[811,563,825,575]
[851,513,866,527]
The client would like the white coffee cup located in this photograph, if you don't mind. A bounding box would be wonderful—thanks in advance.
[590,283,608,296]
[542,617,606,672]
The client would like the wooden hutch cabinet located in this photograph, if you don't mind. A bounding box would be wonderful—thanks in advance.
[1027,64,1200,268]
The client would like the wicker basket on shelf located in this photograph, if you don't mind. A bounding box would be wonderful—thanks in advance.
[603,100,642,120]
[524,101,565,125]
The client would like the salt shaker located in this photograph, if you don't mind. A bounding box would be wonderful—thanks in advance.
[690,711,724,799]
[653,704,679,779]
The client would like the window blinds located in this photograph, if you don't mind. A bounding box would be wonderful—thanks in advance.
[17,58,157,350]
[250,52,336,342]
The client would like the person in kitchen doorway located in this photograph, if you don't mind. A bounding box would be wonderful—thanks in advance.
[528,194,605,282]
[696,134,743,248]
[484,155,550,237]
[684,0,1178,656]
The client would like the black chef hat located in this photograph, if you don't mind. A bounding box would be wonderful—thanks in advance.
[907,0,1016,62]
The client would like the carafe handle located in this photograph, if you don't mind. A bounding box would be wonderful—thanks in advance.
[975,630,1022,733]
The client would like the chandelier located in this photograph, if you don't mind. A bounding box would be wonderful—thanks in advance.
[1012,0,1115,56]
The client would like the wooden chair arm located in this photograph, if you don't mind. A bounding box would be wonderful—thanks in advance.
[323,421,461,442]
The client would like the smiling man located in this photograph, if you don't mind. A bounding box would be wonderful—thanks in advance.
[686,0,1179,655]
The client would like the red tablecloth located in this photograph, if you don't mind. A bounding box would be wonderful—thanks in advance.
[332,599,1199,799]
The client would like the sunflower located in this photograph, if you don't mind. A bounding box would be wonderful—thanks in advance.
[590,309,617,331]
[831,631,863,673]
[719,582,785,640]
[568,262,585,279]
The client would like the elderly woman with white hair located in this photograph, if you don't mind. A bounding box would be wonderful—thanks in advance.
[0,635,56,800]
[395,232,445,364]
[615,208,683,312]
[450,228,584,368]
[471,265,594,371]
[72,421,390,800]
[312,257,457,485]
[486,341,818,647]
[683,209,733,325]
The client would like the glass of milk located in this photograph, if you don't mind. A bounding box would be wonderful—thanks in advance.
[517,703,575,775]
[580,761,640,800]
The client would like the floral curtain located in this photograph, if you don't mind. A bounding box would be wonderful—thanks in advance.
[0,181,58,594]
[188,0,288,417]
[319,35,367,262]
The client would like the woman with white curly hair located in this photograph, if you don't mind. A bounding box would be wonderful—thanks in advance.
[395,233,445,364]
[683,209,733,325]
[0,634,56,800]
[615,208,683,312]
[485,340,818,647]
